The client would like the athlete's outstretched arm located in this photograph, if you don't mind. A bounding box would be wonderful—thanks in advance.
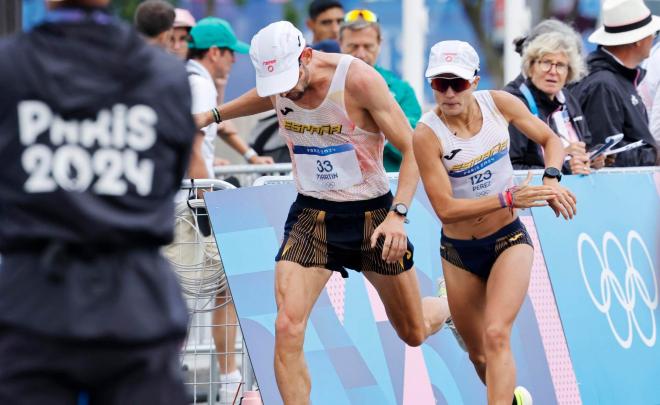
[347,61,418,263]
[413,123,557,224]
[491,90,577,219]
[348,61,419,205]
[193,88,274,129]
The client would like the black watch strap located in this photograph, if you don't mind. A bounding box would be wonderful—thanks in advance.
[543,167,562,182]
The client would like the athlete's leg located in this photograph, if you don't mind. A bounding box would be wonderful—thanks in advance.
[362,268,450,346]
[483,244,533,404]
[441,259,488,383]
[274,261,333,405]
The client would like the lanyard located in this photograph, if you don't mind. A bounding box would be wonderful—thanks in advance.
[519,83,539,117]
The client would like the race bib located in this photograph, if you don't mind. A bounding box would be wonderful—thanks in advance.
[293,144,363,191]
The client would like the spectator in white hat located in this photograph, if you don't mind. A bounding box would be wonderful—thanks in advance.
[573,0,660,166]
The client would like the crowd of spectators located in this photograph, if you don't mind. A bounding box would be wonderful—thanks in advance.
[164,0,659,172]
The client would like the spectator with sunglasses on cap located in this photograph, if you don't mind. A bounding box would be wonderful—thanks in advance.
[339,9,422,172]
[503,22,605,175]
[414,40,577,405]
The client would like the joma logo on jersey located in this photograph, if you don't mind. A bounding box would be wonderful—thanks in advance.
[284,120,342,135]
[450,140,508,172]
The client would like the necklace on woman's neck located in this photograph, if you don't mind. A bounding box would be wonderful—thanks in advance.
[440,100,477,136]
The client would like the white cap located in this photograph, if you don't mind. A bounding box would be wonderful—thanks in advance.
[588,0,660,46]
[425,40,480,80]
[250,21,306,97]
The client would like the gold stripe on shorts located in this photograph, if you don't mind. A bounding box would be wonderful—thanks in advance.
[280,208,328,268]
[361,208,405,275]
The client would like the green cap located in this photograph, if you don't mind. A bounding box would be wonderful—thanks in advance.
[188,17,249,54]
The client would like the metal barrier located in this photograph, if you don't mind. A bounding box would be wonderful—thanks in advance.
[214,163,292,188]
[166,179,256,404]
[250,166,660,186]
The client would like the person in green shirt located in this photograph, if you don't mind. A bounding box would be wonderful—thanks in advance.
[339,9,422,172]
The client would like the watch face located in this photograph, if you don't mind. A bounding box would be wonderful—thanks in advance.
[395,203,408,215]
[545,167,561,177]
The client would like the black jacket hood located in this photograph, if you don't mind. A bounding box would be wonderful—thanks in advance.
[18,8,154,115]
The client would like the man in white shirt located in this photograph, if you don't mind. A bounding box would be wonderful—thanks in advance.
[177,17,250,403]
[188,18,273,172]
[639,43,660,145]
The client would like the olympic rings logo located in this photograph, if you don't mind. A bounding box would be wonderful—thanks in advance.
[577,231,658,349]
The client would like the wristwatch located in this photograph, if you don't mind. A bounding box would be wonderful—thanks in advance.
[390,203,409,223]
[542,167,562,182]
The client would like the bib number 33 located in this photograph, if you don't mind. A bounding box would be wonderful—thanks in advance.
[294,144,363,192]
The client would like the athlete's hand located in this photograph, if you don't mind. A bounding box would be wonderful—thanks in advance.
[371,213,408,263]
[542,177,577,220]
[511,172,558,209]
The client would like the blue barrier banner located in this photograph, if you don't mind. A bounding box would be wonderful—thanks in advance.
[206,181,557,405]
[532,171,660,405]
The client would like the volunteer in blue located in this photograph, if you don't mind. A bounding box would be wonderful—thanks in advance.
[0,0,194,403]
[414,40,577,405]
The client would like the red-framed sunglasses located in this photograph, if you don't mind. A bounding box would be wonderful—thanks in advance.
[429,77,473,93]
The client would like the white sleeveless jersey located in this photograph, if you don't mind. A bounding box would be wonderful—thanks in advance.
[275,55,389,202]
[419,90,514,199]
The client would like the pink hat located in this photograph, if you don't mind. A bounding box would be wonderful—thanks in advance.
[174,8,196,29]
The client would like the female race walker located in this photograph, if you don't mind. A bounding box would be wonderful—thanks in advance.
[413,40,577,405]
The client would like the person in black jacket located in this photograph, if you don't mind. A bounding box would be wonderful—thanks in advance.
[504,28,605,174]
[572,0,660,167]
[0,0,193,403]
[508,19,586,91]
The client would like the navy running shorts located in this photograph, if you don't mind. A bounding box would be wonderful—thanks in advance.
[440,218,532,279]
[275,192,414,278]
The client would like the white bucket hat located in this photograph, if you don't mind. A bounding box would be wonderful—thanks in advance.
[589,0,660,46]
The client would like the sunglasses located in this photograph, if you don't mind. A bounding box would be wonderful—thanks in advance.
[344,9,379,23]
[429,77,473,93]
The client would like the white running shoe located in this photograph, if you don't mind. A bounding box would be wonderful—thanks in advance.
[513,386,533,405]
[217,370,242,404]
[437,278,467,352]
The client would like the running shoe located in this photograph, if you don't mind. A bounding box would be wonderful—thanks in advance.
[217,370,243,404]
[437,278,467,352]
[513,386,533,405]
